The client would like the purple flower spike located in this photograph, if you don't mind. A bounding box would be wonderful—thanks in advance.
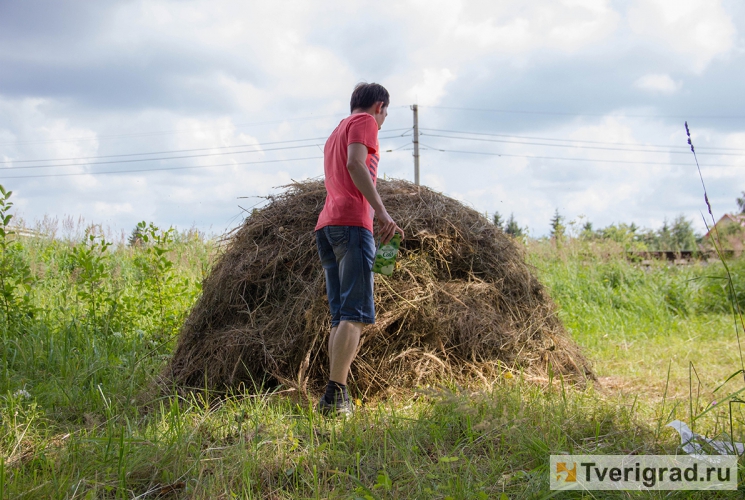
[685,121,712,219]
[686,127,695,153]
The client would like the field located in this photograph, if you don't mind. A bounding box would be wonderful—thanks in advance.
[2,215,745,498]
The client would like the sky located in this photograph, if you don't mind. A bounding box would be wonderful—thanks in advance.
[1,0,744,238]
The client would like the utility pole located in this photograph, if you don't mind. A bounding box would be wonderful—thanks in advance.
[411,104,420,185]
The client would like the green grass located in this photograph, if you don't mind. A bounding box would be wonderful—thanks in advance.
[3,232,745,498]
[530,240,745,398]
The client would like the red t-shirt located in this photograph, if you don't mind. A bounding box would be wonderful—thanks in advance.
[315,113,379,233]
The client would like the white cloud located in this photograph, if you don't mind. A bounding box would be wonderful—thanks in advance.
[634,73,682,93]
[452,0,620,53]
[108,0,356,105]
[94,201,133,215]
[1,0,743,237]
[406,69,455,106]
[628,0,736,71]
[0,98,101,192]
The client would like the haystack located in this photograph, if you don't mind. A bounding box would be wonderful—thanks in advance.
[165,179,594,397]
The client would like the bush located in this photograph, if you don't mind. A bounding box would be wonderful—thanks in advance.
[0,185,34,328]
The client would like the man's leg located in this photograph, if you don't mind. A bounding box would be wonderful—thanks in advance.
[319,226,374,414]
[329,321,362,385]
[317,228,342,371]
[328,325,338,362]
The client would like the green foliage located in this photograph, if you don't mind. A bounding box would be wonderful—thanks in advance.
[504,212,523,237]
[655,215,698,252]
[2,214,744,499]
[126,221,191,341]
[492,211,503,229]
[127,223,144,247]
[695,258,745,314]
[0,220,209,408]
[529,238,739,340]
[599,222,642,251]
[549,208,565,244]
[580,221,594,240]
[0,185,34,327]
[69,231,114,331]
[578,215,699,252]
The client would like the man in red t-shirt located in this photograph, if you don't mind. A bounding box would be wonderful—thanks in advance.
[315,83,404,415]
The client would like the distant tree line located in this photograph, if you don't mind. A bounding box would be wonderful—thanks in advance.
[492,212,524,237]
[493,192,745,252]
[492,210,699,252]
[579,215,698,252]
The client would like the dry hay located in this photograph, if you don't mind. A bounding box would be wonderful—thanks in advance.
[165,179,594,397]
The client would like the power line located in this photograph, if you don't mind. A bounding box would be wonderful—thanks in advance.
[419,144,741,168]
[1,144,319,170]
[421,128,743,152]
[0,129,411,164]
[0,136,327,163]
[0,112,350,146]
[422,105,745,120]
[1,156,324,180]
[0,132,411,170]
[420,132,745,157]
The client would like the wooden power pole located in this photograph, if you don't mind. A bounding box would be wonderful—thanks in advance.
[411,104,420,185]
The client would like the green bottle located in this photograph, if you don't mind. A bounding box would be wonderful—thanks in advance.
[372,233,402,276]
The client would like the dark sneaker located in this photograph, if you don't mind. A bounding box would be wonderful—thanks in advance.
[317,395,354,417]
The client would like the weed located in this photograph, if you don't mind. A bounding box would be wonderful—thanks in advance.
[0,185,34,328]
[0,205,743,497]
[69,230,113,333]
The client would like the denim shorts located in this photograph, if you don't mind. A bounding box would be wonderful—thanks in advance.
[316,225,376,327]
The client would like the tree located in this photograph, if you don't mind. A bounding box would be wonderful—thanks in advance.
[492,211,503,229]
[550,209,565,243]
[128,225,144,247]
[601,223,638,249]
[505,213,523,237]
[657,219,672,251]
[737,191,745,214]
[580,221,595,240]
[670,215,697,251]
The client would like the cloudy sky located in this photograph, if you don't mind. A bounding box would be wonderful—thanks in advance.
[1,0,744,237]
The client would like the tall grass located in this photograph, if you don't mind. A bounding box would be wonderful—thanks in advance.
[680,122,745,460]
[1,202,744,496]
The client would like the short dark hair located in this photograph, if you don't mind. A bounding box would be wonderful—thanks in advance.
[350,82,389,113]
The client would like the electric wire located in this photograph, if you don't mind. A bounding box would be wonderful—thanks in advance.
[0,129,412,164]
[420,128,744,152]
[0,156,324,180]
[420,133,745,156]
[1,144,320,170]
[0,133,412,170]
[0,137,328,164]
[1,136,411,179]
[0,112,350,146]
[417,143,741,168]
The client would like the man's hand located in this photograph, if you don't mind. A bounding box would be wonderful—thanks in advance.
[346,142,404,244]
[375,207,404,245]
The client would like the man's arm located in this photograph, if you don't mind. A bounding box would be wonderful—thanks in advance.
[346,142,403,244]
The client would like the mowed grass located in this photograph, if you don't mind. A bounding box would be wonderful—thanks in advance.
[2,231,745,498]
